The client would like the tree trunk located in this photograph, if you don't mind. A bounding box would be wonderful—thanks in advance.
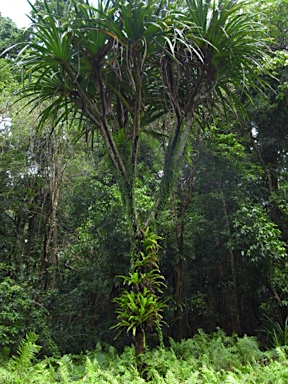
[134,328,145,356]
[37,137,65,291]
[172,163,198,339]
[218,184,242,334]
[173,257,191,339]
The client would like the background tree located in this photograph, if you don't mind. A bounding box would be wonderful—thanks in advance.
[0,15,20,57]
[0,14,30,58]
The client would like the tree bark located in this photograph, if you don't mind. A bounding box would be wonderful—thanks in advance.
[134,328,145,356]
[217,184,242,334]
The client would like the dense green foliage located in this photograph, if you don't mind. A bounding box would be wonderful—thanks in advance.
[1,331,288,383]
[0,0,288,371]
[0,15,21,57]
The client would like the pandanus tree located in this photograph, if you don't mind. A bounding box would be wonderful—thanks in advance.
[17,0,267,353]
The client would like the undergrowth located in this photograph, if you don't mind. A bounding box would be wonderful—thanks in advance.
[0,330,288,383]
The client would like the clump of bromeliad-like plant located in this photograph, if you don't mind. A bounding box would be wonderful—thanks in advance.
[113,228,167,355]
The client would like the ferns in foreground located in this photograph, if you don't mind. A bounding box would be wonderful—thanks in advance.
[264,316,288,348]
[1,331,288,383]
[0,332,55,383]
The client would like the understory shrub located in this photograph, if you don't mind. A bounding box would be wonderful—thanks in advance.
[0,277,57,357]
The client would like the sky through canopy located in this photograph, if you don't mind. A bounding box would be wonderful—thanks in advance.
[0,0,97,28]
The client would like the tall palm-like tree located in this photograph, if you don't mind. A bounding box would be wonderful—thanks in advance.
[17,0,267,353]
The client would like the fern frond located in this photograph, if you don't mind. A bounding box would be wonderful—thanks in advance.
[57,355,73,384]
[12,332,40,372]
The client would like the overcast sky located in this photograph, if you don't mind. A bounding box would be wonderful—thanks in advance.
[0,0,97,28]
